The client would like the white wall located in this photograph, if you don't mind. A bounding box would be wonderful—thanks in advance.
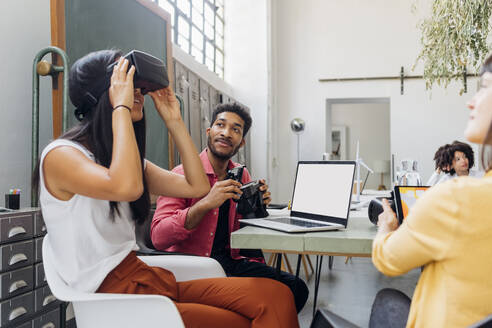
[224,0,268,180]
[270,0,476,202]
[0,0,52,207]
[331,102,391,189]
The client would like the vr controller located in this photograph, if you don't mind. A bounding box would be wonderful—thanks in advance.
[107,50,169,94]
[226,166,269,219]
[367,192,396,225]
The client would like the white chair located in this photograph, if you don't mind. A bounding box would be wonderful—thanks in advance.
[42,237,226,328]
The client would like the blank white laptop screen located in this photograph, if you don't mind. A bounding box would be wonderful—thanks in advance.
[291,162,355,220]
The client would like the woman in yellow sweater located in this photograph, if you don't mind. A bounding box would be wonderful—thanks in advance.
[371,55,492,328]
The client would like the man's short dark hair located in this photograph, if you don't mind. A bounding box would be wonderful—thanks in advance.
[210,102,252,137]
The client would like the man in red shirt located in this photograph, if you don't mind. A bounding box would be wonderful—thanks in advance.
[151,103,308,312]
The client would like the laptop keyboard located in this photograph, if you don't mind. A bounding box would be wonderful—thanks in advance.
[272,217,331,228]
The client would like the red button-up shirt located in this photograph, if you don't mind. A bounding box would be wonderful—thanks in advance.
[151,149,252,259]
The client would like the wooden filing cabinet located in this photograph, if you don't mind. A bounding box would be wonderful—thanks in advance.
[0,208,64,328]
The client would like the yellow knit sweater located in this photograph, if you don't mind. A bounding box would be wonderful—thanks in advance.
[372,171,492,328]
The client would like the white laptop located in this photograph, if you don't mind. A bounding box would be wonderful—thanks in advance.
[240,161,356,233]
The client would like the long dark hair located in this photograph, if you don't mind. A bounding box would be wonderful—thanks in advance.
[479,54,492,172]
[33,50,149,224]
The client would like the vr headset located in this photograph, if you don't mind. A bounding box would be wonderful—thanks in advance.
[75,50,169,121]
[107,50,169,95]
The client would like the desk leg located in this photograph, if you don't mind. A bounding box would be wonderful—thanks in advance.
[275,253,282,280]
[295,254,302,278]
[312,255,324,318]
[328,256,334,270]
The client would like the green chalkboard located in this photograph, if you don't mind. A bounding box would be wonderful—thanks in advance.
[64,0,173,169]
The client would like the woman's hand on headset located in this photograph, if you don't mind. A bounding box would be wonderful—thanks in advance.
[109,57,136,110]
[148,87,182,126]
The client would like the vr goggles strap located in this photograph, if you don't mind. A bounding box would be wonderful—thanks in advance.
[74,92,99,121]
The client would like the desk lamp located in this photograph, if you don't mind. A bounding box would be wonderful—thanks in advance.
[290,118,305,163]
[373,159,390,190]
[354,141,373,203]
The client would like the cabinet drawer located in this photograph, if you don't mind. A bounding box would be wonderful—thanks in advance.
[0,266,34,301]
[0,214,33,244]
[35,237,44,263]
[35,263,46,288]
[17,321,32,328]
[0,291,34,326]
[0,240,34,273]
[33,307,60,328]
[34,212,46,237]
[35,285,59,312]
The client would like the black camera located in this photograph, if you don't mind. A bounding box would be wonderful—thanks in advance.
[107,50,169,94]
[367,194,396,225]
[226,166,269,219]
[226,165,244,182]
[236,181,269,219]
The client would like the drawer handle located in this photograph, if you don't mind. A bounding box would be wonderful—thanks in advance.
[8,226,26,238]
[9,253,28,266]
[42,323,55,328]
[8,280,28,293]
[42,294,57,306]
[9,306,27,321]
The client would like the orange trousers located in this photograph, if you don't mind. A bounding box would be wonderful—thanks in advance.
[97,252,300,328]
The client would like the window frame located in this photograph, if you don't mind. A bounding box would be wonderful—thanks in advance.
[155,0,224,78]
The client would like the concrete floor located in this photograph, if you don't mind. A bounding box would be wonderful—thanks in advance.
[293,256,421,328]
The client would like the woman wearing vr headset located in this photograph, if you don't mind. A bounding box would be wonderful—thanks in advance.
[370,56,492,327]
[33,50,299,328]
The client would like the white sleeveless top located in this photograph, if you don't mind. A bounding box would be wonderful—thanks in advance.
[40,139,138,292]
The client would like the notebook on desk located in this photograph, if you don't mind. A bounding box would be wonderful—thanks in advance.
[240,161,356,232]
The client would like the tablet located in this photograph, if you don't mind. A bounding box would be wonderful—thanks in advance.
[394,186,430,223]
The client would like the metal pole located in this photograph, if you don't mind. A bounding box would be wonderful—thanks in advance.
[31,46,70,207]
[297,134,300,163]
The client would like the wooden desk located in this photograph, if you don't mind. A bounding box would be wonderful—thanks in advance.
[231,210,376,255]
[231,209,377,317]
[303,211,376,256]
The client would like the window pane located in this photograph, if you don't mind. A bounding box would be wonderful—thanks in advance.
[192,8,203,29]
[215,50,223,68]
[216,4,223,17]
[192,0,203,13]
[217,66,224,78]
[206,57,214,71]
[178,34,190,52]
[204,2,214,23]
[216,16,223,36]
[177,0,190,16]
[215,33,223,50]
[178,15,190,38]
[205,22,214,40]
[159,1,175,25]
[192,26,203,50]
[191,46,203,63]
[206,41,214,59]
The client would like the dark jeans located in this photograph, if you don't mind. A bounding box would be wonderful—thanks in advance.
[369,288,411,328]
[213,253,309,313]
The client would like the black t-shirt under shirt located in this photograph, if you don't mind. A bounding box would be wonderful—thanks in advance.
[211,200,230,257]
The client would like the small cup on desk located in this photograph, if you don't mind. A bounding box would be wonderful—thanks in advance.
[5,194,20,210]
